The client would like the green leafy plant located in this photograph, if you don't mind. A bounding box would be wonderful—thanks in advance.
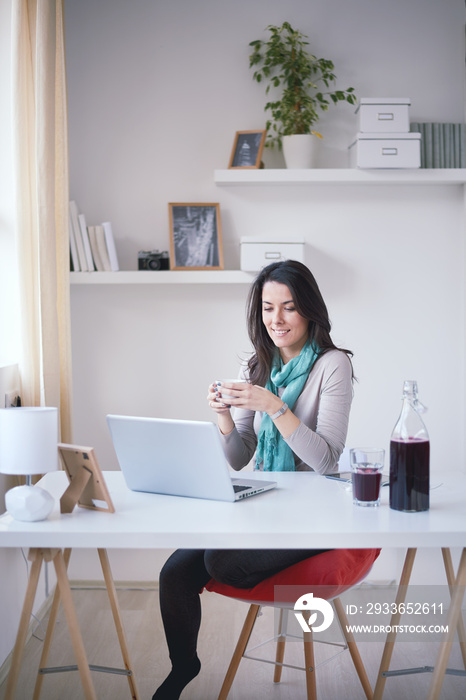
[249,21,356,148]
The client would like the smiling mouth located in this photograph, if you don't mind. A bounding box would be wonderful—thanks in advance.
[272,329,289,336]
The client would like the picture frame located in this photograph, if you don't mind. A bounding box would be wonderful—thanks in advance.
[58,443,115,514]
[228,130,266,169]
[168,203,224,270]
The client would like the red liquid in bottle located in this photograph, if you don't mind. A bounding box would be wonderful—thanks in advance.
[353,470,382,503]
[389,438,429,512]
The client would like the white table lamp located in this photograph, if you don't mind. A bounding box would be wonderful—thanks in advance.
[0,407,58,521]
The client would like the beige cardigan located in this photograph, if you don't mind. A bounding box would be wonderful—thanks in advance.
[219,349,353,474]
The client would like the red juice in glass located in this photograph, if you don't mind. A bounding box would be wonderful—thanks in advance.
[389,438,429,512]
[353,469,382,504]
[350,448,384,507]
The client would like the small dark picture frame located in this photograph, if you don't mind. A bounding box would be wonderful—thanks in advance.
[169,203,224,270]
[228,130,266,169]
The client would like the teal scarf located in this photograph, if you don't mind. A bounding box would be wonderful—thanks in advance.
[256,339,319,472]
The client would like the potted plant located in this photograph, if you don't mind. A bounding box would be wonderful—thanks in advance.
[249,21,357,168]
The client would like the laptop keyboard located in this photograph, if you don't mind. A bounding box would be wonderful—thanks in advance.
[233,484,250,493]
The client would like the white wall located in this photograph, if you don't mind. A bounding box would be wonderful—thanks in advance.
[63,0,466,588]
[65,0,466,266]
[65,0,464,588]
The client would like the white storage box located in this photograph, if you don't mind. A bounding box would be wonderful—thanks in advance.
[349,132,421,169]
[240,236,305,272]
[356,98,411,133]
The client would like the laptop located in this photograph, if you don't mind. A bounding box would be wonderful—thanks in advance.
[106,414,277,502]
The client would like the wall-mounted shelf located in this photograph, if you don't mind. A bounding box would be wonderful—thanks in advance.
[214,168,466,186]
[70,270,255,285]
[71,169,466,287]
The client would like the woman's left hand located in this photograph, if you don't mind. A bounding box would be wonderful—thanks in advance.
[216,381,283,416]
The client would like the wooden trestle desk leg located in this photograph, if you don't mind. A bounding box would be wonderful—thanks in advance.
[33,548,73,700]
[427,547,466,700]
[5,548,47,700]
[97,548,140,700]
[441,547,466,670]
[31,548,139,700]
[50,549,98,699]
[373,547,417,700]
[5,548,96,700]
[374,547,466,700]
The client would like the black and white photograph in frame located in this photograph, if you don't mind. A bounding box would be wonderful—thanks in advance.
[228,130,266,168]
[168,204,224,270]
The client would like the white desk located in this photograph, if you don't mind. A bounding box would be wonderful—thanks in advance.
[0,470,465,550]
[1,470,465,700]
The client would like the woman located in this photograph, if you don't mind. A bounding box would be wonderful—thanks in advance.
[153,260,353,700]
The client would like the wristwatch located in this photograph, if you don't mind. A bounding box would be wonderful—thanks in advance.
[269,402,288,420]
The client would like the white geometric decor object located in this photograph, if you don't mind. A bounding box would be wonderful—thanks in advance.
[5,484,55,522]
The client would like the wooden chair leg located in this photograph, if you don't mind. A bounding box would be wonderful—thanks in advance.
[302,611,317,700]
[333,597,373,700]
[217,604,261,700]
[273,608,287,683]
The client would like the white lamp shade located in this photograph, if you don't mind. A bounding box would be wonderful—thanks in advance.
[0,407,58,476]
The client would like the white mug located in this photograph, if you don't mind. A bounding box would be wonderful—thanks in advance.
[216,378,247,402]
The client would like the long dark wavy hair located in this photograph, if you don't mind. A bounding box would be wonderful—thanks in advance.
[246,260,353,386]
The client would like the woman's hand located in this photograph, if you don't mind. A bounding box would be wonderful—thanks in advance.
[207,381,232,414]
[213,380,283,417]
[207,381,235,436]
[208,380,300,439]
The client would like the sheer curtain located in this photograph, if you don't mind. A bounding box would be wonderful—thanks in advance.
[11,0,72,441]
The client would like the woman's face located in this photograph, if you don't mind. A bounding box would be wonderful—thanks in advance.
[261,281,309,362]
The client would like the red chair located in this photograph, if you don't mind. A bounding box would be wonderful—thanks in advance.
[205,548,380,700]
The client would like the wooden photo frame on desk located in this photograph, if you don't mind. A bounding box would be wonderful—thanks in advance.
[58,443,115,514]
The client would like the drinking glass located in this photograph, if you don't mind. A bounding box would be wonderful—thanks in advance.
[350,448,385,507]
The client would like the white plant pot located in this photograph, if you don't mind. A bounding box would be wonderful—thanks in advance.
[282,134,319,169]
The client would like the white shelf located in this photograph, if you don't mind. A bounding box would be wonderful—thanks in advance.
[214,168,466,186]
[71,169,466,287]
[70,270,256,285]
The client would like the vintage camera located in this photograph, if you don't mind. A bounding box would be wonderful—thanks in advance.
[138,250,170,271]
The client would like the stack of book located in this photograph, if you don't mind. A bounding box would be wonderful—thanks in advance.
[69,201,120,272]
[410,123,466,168]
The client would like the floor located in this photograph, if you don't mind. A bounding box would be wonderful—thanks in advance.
[0,582,464,700]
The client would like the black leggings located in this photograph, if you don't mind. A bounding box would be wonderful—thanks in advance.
[158,548,326,666]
